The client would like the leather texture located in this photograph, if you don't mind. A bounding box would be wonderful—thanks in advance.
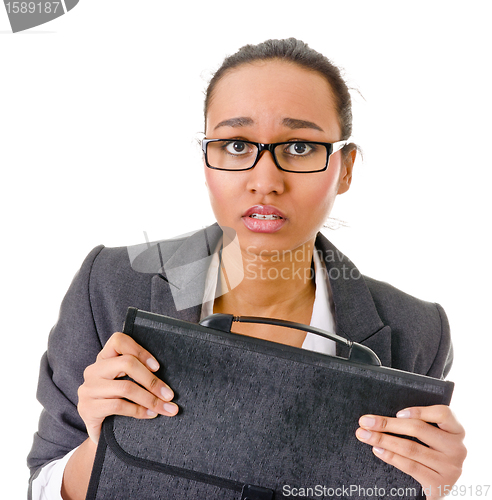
[86,308,453,500]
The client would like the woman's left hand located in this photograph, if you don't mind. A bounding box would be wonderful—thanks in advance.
[355,405,466,500]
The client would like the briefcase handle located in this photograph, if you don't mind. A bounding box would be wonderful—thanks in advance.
[200,313,381,367]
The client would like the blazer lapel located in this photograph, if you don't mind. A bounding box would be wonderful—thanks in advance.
[315,233,392,366]
[150,224,223,323]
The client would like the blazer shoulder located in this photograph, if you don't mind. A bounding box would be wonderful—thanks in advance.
[88,243,159,283]
[82,224,221,337]
[83,227,214,307]
[362,275,443,322]
[362,275,452,378]
[83,244,157,342]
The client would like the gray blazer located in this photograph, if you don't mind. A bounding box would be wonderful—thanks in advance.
[27,224,452,483]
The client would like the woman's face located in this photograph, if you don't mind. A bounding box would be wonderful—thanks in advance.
[204,60,354,257]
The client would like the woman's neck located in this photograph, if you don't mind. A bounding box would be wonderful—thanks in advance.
[214,240,317,321]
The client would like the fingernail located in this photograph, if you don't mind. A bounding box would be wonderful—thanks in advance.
[147,410,158,417]
[161,386,174,400]
[357,429,372,441]
[360,416,376,428]
[147,358,159,371]
[397,410,411,418]
[373,447,385,455]
[163,402,177,415]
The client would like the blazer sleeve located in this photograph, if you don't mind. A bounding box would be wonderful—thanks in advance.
[425,302,453,379]
[27,245,105,482]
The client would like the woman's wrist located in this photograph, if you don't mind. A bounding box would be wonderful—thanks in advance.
[61,438,97,500]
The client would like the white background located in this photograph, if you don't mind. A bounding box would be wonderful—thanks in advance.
[1,0,490,497]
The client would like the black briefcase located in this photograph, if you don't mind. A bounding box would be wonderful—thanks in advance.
[86,307,453,500]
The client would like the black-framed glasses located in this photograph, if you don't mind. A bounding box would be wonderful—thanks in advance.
[201,138,348,173]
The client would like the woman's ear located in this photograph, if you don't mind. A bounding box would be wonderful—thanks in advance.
[337,148,356,195]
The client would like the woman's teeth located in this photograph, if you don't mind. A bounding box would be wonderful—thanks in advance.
[250,214,282,220]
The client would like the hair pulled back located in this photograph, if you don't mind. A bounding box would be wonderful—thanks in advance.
[205,38,355,149]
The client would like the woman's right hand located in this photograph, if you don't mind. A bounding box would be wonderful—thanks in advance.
[77,331,178,444]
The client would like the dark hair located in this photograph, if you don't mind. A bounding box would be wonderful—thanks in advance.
[204,38,356,155]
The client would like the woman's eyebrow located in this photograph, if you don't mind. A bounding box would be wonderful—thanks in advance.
[282,118,324,132]
[213,116,324,132]
[214,117,254,129]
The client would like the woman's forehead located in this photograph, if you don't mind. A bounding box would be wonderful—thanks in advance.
[211,60,335,103]
[206,61,340,138]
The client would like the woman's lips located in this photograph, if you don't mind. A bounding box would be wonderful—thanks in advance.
[241,205,287,233]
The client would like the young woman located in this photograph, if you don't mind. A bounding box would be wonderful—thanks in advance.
[28,38,466,500]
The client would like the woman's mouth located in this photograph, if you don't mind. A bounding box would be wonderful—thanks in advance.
[241,206,287,233]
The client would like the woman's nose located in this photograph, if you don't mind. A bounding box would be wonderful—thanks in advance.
[246,150,285,196]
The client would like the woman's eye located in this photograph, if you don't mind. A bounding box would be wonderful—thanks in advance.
[285,142,313,156]
[224,141,249,155]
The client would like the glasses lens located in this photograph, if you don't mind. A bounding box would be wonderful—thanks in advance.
[274,142,328,172]
[206,140,258,170]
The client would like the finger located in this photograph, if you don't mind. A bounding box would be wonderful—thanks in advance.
[84,389,179,419]
[85,354,174,402]
[80,397,178,444]
[396,405,465,435]
[98,332,160,372]
[358,414,446,452]
[355,426,443,474]
[369,445,443,490]
[81,376,177,415]
[358,411,463,454]
[369,445,463,494]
